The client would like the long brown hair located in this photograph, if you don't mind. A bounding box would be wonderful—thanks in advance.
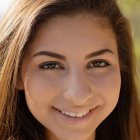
[0,0,140,140]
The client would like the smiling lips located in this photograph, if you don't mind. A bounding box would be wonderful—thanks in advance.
[53,106,99,125]
[60,110,90,118]
[53,106,96,118]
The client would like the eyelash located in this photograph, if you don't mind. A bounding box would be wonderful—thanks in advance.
[87,59,110,69]
[39,61,64,70]
[39,60,110,71]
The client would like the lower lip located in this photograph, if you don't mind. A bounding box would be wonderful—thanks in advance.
[52,106,98,125]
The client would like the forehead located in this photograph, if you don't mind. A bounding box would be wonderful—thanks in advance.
[25,13,117,58]
[37,13,113,33]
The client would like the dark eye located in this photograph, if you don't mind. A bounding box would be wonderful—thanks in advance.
[39,61,64,70]
[87,59,110,69]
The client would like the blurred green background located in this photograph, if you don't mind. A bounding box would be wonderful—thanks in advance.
[120,0,140,97]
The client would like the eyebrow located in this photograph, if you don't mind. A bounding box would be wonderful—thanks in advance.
[33,48,114,60]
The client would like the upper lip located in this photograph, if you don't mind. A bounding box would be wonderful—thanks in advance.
[53,105,99,113]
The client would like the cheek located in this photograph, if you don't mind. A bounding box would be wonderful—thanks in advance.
[23,71,60,104]
[97,68,121,113]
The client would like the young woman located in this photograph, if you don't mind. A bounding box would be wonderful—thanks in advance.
[0,0,140,140]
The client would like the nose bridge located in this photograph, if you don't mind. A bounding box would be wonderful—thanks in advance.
[63,68,93,105]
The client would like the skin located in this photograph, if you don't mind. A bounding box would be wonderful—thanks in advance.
[18,14,121,140]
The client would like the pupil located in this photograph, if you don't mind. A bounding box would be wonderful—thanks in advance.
[49,64,55,68]
[96,62,104,66]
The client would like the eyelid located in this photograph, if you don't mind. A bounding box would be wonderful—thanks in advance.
[38,59,111,71]
[89,59,111,64]
[39,61,64,70]
[87,59,111,68]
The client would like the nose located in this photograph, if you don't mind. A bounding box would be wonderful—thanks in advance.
[63,71,93,106]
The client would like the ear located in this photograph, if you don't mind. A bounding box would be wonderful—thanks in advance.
[16,79,24,90]
[16,70,24,90]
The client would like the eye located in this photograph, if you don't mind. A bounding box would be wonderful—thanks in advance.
[87,59,110,69]
[39,61,64,70]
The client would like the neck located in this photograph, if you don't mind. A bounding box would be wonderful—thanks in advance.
[46,129,96,140]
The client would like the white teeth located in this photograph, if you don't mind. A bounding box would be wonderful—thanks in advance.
[61,110,89,118]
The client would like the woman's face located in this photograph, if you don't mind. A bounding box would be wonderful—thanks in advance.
[19,14,121,140]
